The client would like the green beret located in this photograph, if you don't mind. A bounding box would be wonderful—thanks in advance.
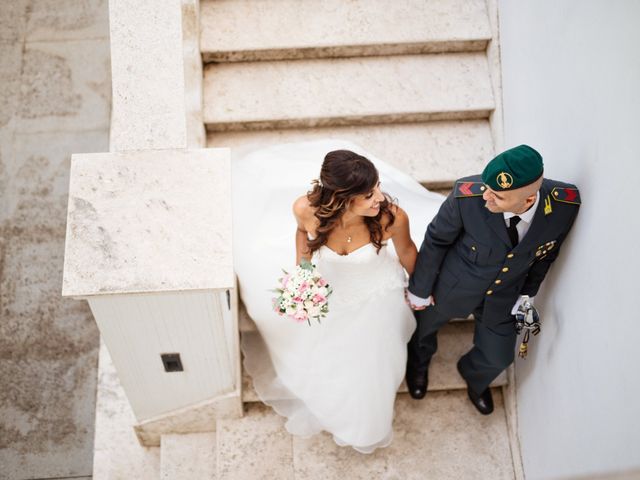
[482,145,544,191]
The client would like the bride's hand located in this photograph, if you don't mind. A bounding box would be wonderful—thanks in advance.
[404,289,434,310]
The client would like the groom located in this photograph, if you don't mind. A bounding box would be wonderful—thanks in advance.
[405,145,580,414]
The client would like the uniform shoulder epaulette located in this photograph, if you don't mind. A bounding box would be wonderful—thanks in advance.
[550,186,581,205]
[455,181,486,198]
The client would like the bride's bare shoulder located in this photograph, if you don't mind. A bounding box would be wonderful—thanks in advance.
[382,204,409,235]
[292,195,314,220]
[390,204,409,224]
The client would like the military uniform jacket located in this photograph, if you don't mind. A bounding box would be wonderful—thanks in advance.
[408,175,580,323]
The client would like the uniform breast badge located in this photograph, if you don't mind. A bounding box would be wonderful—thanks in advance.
[544,195,553,215]
[515,296,541,358]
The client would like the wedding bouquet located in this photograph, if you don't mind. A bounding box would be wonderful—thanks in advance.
[272,259,332,325]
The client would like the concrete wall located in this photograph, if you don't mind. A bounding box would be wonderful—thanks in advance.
[498,1,640,478]
[0,1,111,478]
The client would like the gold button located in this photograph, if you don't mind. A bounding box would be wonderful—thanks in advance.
[502,267,509,273]
[480,186,486,191]
[471,246,477,251]
[494,279,502,285]
[507,253,514,259]
[554,191,559,196]
[486,290,493,295]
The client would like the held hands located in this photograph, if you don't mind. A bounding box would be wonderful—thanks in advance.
[404,289,434,311]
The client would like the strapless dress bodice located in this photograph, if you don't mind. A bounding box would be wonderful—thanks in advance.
[313,243,407,310]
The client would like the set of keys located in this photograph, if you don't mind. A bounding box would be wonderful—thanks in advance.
[515,296,541,359]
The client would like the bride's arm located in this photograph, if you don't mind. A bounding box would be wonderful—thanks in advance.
[388,207,418,275]
[293,196,312,265]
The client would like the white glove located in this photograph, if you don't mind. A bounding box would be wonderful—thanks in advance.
[511,295,535,315]
[406,290,434,310]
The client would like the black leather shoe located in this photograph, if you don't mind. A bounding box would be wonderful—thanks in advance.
[456,361,494,415]
[466,386,494,415]
[405,368,429,400]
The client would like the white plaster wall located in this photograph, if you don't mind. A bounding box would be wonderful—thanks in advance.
[498,1,640,478]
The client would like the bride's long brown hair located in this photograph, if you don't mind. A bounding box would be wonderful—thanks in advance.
[306,150,395,255]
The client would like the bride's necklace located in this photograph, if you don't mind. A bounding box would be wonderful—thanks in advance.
[340,216,361,244]
[340,224,353,243]
[341,224,356,244]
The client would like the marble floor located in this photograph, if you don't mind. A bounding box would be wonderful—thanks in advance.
[0,1,111,478]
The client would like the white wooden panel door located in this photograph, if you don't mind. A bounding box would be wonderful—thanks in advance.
[89,289,236,420]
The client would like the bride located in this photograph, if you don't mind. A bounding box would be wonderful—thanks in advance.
[232,140,443,453]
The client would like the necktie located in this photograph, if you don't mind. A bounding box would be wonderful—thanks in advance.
[507,216,521,247]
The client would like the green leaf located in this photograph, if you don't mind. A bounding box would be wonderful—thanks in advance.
[299,258,314,271]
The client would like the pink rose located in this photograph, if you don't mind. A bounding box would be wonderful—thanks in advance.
[298,282,309,294]
[294,309,308,323]
[272,298,280,313]
[317,278,327,287]
[312,293,326,304]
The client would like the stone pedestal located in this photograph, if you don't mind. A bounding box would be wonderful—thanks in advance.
[62,148,241,444]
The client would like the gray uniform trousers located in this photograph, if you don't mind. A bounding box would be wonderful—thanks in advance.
[408,304,517,395]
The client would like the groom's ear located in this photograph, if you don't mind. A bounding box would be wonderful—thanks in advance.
[525,193,537,206]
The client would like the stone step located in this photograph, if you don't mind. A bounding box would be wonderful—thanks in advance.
[207,119,494,186]
[216,403,295,480]
[241,322,506,403]
[200,0,492,63]
[160,433,216,480]
[218,391,513,479]
[203,53,494,131]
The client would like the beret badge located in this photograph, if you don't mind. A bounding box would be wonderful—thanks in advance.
[496,172,513,189]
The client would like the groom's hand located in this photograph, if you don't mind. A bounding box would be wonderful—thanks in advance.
[404,289,434,311]
[511,295,535,315]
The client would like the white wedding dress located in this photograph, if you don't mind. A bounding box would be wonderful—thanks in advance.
[232,140,443,453]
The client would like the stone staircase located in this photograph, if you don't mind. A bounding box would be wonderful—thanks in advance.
[202,0,499,190]
[160,394,514,480]
[94,1,520,478]
[96,337,514,479]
